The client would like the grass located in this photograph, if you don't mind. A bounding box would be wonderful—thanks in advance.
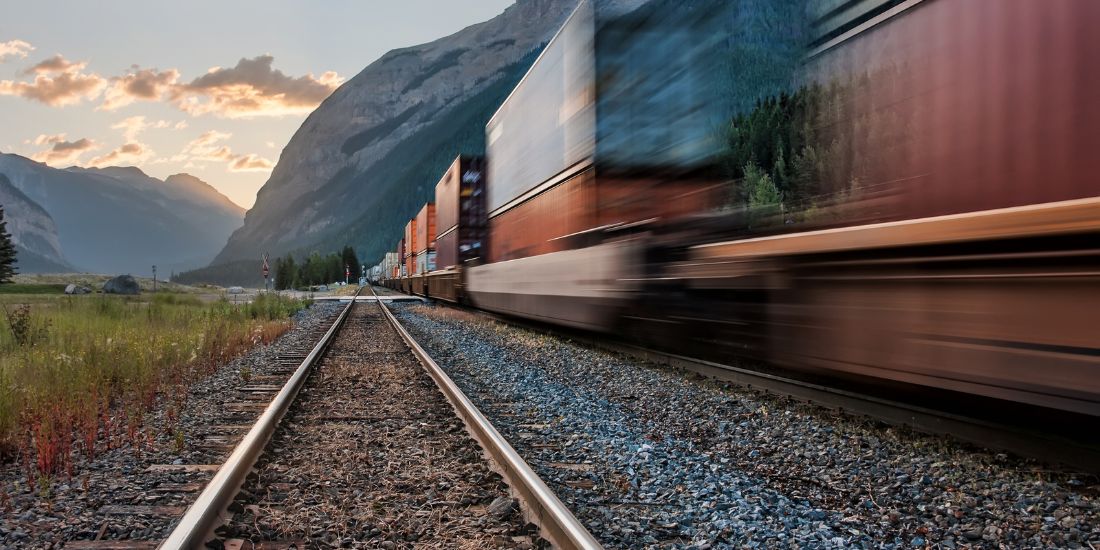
[12,273,207,294]
[0,284,67,295]
[0,292,310,486]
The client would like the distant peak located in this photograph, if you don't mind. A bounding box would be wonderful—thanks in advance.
[165,172,205,185]
[69,165,150,178]
[166,173,246,213]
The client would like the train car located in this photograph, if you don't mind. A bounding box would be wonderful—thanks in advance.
[636,0,1100,416]
[426,156,488,303]
[466,0,730,330]
[377,0,1100,417]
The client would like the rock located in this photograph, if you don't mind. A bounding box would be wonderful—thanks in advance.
[102,274,140,295]
[227,286,245,294]
[64,284,91,295]
[486,496,516,518]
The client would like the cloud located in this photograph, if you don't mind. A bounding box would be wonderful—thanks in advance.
[171,55,342,118]
[89,142,153,167]
[110,115,173,141]
[228,154,274,172]
[0,54,105,106]
[23,54,83,75]
[30,133,98,165]
[175,130,236,162]
[175,130,274,173]
[100,66,180,110]
[2,51,338,118]
[0,40,34,62]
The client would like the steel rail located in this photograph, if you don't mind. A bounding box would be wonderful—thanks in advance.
[439,302,1100,474]
[372,285,603,550]
[159,289,360,549]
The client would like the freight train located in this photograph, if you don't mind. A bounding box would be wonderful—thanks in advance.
[376,0,1100,418]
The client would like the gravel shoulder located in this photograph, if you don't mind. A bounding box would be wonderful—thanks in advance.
[0,302,343,548]
[393,302,1099,549]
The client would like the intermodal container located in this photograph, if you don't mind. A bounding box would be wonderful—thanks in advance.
[486,0,727,216]
[404,218,417,276]
[483,0,728,261]
[415,203,436,255]
[487,169,722,262]
[434,156,487,270]
[414,250,436,275]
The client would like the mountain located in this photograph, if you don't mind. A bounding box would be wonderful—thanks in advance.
[0,153,244,274]
[213,0,648,269]
[0,173,72,273]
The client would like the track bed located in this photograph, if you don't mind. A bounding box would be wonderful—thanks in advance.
[214,303,542,548]
[392,301,1100,549]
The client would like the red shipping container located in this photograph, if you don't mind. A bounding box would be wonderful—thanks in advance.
[487,168,720,263]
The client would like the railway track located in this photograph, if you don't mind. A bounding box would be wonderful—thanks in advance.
[149,287,600,549]
[426,295,1100,474]
[385,290,1099,547]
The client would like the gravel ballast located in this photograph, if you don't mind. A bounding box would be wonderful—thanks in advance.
[217,301,541,548]
[393,302,1099,549]
[0,301,343,548]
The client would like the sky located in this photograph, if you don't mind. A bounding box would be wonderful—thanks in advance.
[0,1,514,209]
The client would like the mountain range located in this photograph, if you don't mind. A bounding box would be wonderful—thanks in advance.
[0,153,244,275]
[207,0,647,279]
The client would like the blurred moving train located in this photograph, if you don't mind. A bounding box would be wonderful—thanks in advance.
[377,0,1100,419]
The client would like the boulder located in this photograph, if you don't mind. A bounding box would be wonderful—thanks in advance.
[102,275,140,295]
[226,286,245,294]
[64,284,91,295]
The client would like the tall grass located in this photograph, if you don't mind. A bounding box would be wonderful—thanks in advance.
[0,293,309,486]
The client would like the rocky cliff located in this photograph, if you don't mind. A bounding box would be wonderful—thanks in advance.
[214,0,648,267]
[0,173,70,273]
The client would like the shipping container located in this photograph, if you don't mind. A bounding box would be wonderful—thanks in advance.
[403,218,417,276]
[488,168,722,262]
[415,250,436,275]
[415,203,437,254]
[434,156,487,270]
[486,0,727,214]
[798,0,1100,222]
[483,0,728,260]
[403,221,415,259]
[396,238,405,277]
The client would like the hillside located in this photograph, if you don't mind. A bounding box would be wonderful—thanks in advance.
[0,173,71,273]
[213,0,649,268]
[0,153,245,274]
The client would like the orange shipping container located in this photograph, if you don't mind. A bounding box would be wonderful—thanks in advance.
[415,203,436,254]
[404,218,417,275]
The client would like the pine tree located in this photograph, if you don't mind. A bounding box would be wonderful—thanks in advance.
[0,206,17,284]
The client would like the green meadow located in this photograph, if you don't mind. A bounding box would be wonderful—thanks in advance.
[0,291,309,485]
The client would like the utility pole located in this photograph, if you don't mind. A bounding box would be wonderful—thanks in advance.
[152,265,157,293]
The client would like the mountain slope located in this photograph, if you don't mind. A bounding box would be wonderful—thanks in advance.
[0,153,244,274]
[0,172,72,273]
[214,0,647,266]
